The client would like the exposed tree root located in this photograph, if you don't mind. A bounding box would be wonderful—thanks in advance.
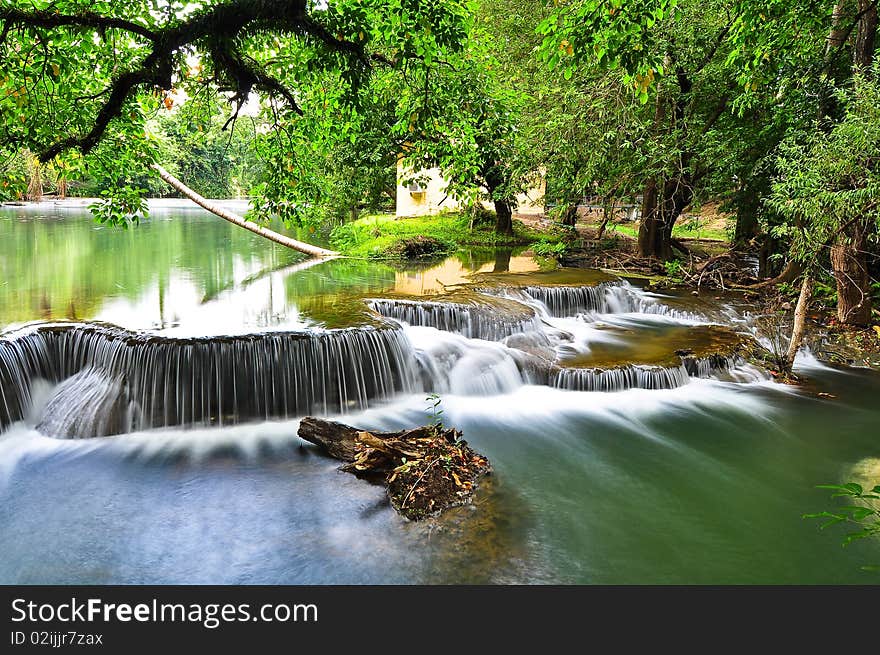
[298,417,492,520]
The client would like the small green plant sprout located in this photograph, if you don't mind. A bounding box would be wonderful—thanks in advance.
[776,281,798,298]
[663,259,683,281]
[425,392,444,429]
[804,482,880,573]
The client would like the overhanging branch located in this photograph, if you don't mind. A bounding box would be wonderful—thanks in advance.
[2,0,367,161]
[0,8,158,41]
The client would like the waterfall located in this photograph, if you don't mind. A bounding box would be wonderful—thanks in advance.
[682,353,736,378]
[404,326,548,396]
[551,353,749,392]
[480,281,703,322]
[368,298,543,341]
[0,269,768,440]
[35,368,134,438]
[551,364,693,391]
[0,323,420,437]
[0,329,56,430]
[518,282,623,316]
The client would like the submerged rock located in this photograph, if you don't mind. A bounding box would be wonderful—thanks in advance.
[35,368,133,438]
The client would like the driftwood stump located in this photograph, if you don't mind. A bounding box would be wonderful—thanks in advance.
[298,417,492,520]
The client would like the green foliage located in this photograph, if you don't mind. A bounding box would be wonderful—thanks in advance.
[393,34,528,215]
[776,281,798,298]
[663,258,683,281]
[1,0,874,277]
[812,276,838,307]
[531,239,568,257]
[0,151,30,200]
[526,0,855,263]
[329,212,559,259]
[88,186,150,227]
[0,0,472,224]
[537,0,678,101]
[768,68,880,265]
[804,482,880,572]
[147,97,263,199]
[725,1,839,108]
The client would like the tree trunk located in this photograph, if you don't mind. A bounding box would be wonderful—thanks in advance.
[494,199,514,237]
[660,176,693,251]
[734,211,758,246]
[818,0,850,122]
[638,178,662,257]
[638,176,691,260]
[638,62,694,261]
[830,219,872,326]
[854,0,878,69]
[638,70,670,259]
[827,3,877,326]
[596,198,614,239]
[297,416,491,521]
[757,236,772,278]
[784,273,812,370]
[561,203,578,227]
[152,164,338,258]
[26,152,43,202]
[733,180,760,246]
[298,417,461,464]
[749,259,804,289]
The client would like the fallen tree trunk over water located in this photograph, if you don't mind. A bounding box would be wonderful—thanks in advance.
[152,164,339,258]
[298,417,491,520]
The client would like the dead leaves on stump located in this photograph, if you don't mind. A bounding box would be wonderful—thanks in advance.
[298,417,491,521]
[346,428,491,521]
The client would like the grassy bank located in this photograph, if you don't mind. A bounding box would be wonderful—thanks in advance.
[330,212,562,259]
[592,220,729,242]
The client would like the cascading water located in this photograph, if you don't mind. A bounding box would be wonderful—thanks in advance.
[481,280,705,323]
[35,368,134,438]
[386,281,761,397]
[548,354,758,393]
[7,206,874,587]
[551,364,693,392]
[515,282,622,317]
[367,298,543,341]
[0,329,55,429]
[0,323,420,437]
[0,271,767,440]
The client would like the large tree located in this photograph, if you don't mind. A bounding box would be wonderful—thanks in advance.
[537,0,878,331]
[535,0,816,260]
[256,5,530,236]
[0,0,470,223]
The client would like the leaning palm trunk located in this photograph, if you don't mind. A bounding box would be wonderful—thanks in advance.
[152,164,338,259]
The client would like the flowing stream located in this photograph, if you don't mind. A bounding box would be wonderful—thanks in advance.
[0,200,878,583]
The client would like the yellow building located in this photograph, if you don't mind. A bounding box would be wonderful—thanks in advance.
[396,160,545,218]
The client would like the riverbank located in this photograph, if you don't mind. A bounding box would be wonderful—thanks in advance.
[329,212,565,259]
[549,215,880,371]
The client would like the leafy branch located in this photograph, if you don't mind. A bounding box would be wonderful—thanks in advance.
[804,482,880,572]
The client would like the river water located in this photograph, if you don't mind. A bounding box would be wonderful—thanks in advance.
[1,200,878,584]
